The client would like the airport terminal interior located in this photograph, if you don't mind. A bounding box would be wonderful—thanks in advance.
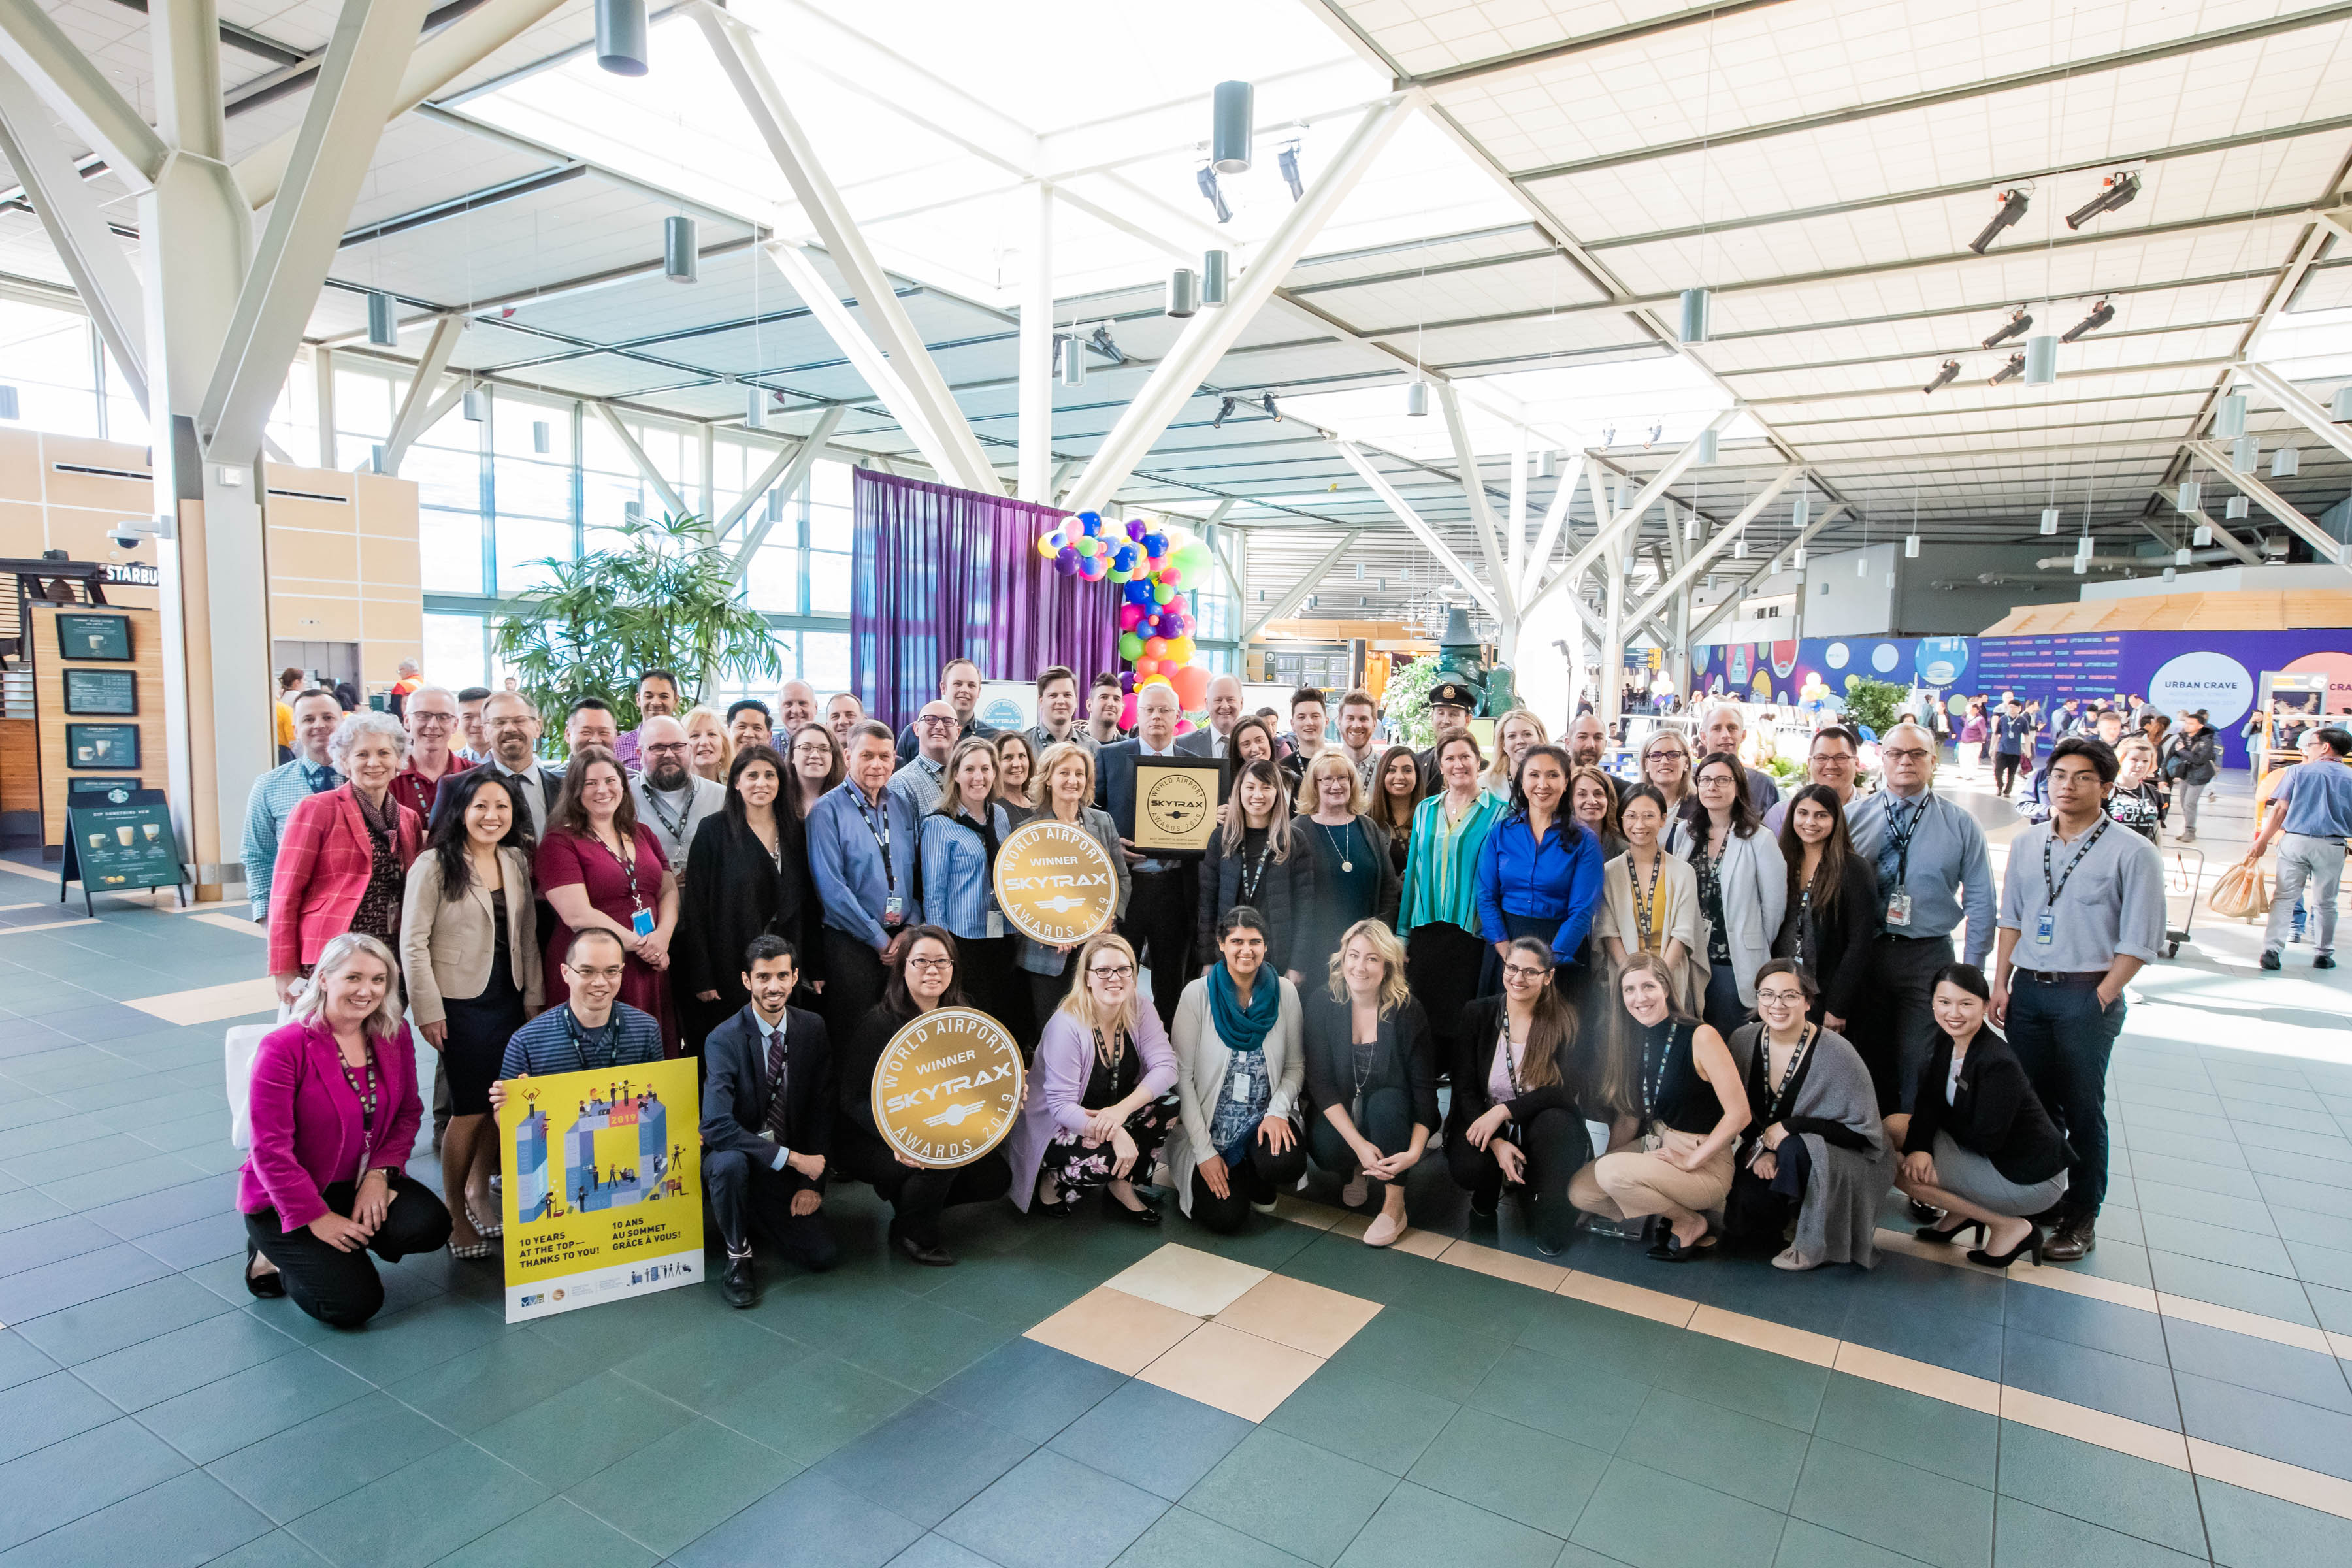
[3,2,2352,1565]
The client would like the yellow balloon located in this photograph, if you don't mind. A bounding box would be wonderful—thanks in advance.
[1138,672,1173,688]
[1164,636,1195,665]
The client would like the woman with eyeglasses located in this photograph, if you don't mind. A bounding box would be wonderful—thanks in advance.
[1570,953,1749,1262]
[1721,960,1886,1271]
[994,730,1040,814]
[1016,743,1132,1032]
[1483,709,1550,803]
[1170,907,1306,1233]
[1006,933,1176,1224]
[834,927,1011,1266]
[918,737,1024,1033]
[1641,730,1696,817]
[679,744,820,1039]
[1771,783,1880,1033]
[1291,750,1402,991]
[1889,964,2068,1269]
[1198,759,1304,982]
[1667,751,1787,1039]
[1445,938,1589,1255]
[1303,920,1437,1246]
[1397,732,1500,1070]
[1473,743,1605,998]
[785,723,845,824]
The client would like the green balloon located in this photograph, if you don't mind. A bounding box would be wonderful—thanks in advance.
[1152,581,1174,604]
[1119,631,1143,659]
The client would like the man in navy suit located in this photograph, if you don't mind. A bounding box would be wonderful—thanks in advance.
[701,936,837,1307]
[1096,682,1200,1029]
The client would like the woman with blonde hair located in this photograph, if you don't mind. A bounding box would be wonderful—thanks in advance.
[1015,742,1132,1031]
[1005,932,1177,1222]
[1291,747,1400,988]
[681,705,734,785]
[1484,708,1550,801]
[1300,920,1437,1246]
[1197,758,1303,980]
[1640,728,1696,815]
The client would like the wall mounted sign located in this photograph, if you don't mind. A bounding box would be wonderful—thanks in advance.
[55,613,131,661]
[67,724,140,769]
[63,668,137,716]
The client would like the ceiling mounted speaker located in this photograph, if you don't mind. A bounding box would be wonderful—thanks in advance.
[2040,506,2060,535]
[2176,480,2201,512]
[1404,380,1428,417]
[2231,434,2257,472]
[595,0,649,76]
[1693,427,1718,465]
[1201,250,1229,306]
[664,216,696,282]
[462,387,487,421]
[2023,335,2057,385]
[1059,336,1085,386]
[1791,492,1809,529]
[1905,534,1919,558]
[745,385,766,429]
[366,291,396,346]
[532,421,551,455]
[2272,446,2300,478]
[1791,547,1807,570]
[2333,385,2352,421]
[1211,81,1253,172]
[2176,547,2193,565]
[2225,495,2249,519]
[1166,269,1199,318]
[1678,287,1710,344]
[2193,523,2212,546]
[2213,392,2247,439]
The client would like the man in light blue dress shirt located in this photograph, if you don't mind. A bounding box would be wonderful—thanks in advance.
[807,721,924,1032]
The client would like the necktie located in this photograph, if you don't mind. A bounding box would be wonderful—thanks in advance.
[760,1027,790,1138]
[302,764,340,794]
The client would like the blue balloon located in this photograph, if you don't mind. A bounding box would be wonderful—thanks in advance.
[1143,532,1169,558]
[1077,510,1102,528]
[1114,546,1139,572]
[1123,580,1154,605]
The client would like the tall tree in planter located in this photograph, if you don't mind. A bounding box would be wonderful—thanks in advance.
[493,514,782,753]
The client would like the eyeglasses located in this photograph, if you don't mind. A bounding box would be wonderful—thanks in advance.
[906,956,953,972]
[1088,964,1135,979]
[1756,988,1807,1004]
[917,716,955,729]
[645,742,689,757]
[410,711,456,726]
[1882,747,1931,762]
[1501,964,1550,981]
[567,964,627,983]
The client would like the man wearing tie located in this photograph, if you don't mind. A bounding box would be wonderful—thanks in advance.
[1175,673,1246,759]
[701,936,837,1307]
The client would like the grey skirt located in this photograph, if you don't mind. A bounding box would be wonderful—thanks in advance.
[1931,1132,2067,1218]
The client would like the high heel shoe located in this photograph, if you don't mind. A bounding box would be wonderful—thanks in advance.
[1966,1224,2042,1269]
[1916,1218,1985,1245]
[244,1240,285,1298]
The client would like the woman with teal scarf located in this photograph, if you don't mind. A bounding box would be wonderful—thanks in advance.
[1398,732,1501,1070]
[1170,907,1306,1232]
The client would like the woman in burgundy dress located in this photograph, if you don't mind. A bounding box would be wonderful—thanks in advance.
[535,745,682,1053]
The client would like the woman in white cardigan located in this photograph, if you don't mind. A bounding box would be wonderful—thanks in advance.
[1597,783,1706,1016]
[1169,906,1305,1232]
[1667,752,1787,1042]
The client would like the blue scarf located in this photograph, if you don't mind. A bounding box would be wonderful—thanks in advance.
[1207,962,1279,1054]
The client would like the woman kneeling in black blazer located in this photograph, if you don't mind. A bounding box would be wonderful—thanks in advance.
[1301,919,1437,1247]
[1446,938,1590,1255]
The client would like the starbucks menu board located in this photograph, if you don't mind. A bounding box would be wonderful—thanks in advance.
[56,613,132,661]
[60,787,181,911]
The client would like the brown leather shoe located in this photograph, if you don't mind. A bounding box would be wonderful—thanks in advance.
[2041,1216,2096,1262]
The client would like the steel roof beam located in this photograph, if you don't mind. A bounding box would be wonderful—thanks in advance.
[1625,469,1808,631]
[2238,359,2352,470]
[1240,530,1364,642]
[378,312,465,476]
[727,405,846,578]
[1435,381,1514,617]
[592,400,691,519]
[1522,413,1739,622]
[1334,442,1500,621]
[2184,439,2342,564]
[0,0,167,184]
[2174,508,2265,566]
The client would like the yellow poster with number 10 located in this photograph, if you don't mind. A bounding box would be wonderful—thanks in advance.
[495,1056,704,1323]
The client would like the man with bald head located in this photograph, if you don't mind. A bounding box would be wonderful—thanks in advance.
[1861,721,1995,1121]
[629,714,725,868]
[1701,702,1782,816]
[777,680,819,735]
[1565,713,1617,802]
[1175,672,1246,758]
[889,699,958,816]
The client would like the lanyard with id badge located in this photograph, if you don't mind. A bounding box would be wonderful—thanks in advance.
[2038,818,2110,945]
[1884,794,1929,928]
[601,834,656,938]
[855,793,905,926]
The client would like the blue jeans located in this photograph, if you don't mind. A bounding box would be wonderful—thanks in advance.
[2004,977,2125,1220]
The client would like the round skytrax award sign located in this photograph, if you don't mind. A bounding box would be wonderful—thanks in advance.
[991,819,1117,945]
[869,1007,1026,1169]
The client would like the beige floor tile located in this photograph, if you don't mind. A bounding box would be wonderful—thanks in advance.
[1831,1341,2001,1415]
[192,911,266,936]
[126,975,282,1026]
[1388,1226,1452,1259]
[1273,1194,1341,1231]
[1555,1269,1696,1326]
[1998,1385,2189,1471]
[2188,1437,2352,1522]
[1439,1238,1569,1291]
[2006,1254,2161,1313]
[1214,1274,1381,1357]
[1137,1320,1324,1422]
[0,917,97,937]
[1024,1286,1202,1376]
[1326,1209,1372,1239]
[1689,1304,1839,1368]
[2156,1292,2333,1355]
[1104,1243,1269,1316]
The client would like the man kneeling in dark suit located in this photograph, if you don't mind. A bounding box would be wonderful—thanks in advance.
[702,936,838,1307]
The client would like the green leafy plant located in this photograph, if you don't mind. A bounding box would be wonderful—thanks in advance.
[1840,675,1906,740]
[1380,657,1443,747]
[492,513,783,754]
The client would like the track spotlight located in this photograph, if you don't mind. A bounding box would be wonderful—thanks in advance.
[1924,359,1961,395]
[1090,325,1124,365]
[2065,171,2140,231]
[1211,397,1236,429]
[1987,352,2025,385]
[1982,309,2033,350]
[1195,166,1232,224]
[1261,393,1279,422]
[1645,423,1662,448]
[1968,188,2030,255]
[2061,299,2114,342]
[1277,144,1304,202]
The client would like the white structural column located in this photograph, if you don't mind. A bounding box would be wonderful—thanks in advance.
[591,402,691,519]
[1624,465,1805,631]
[1519,454,1585,603]
[762,241,960,481]
[380,312,466,475]
[1599,536,1628,721]
[2185,440,2343,564]
[728,407,849,578]
[0,62,148,410]
[1332,442,1503,621]
[1017,180,1055,502]
[0,0,167,182]
[1507,423,1529,588]
[1241,531,1362,642]
[1522,412,1738,621]
[696,1,996,493]
[1064,95,1414,515]
[2238,362,2352,469]
[312,346,336,466]
[1435,382,1512,627]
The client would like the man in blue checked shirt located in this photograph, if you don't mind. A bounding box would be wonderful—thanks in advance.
[240,688,346,922]
[489,931,666,1116]
[806,720,924,1034]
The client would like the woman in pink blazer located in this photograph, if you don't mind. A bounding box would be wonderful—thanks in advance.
[240,932,450,1326]
[269,713,422,1005]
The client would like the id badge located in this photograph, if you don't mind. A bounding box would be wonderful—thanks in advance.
[884,894,904,923]
[630,907,655,938]
[1886,892,1912,927]
[986,909,1004,939]
[2035,907,2055,945]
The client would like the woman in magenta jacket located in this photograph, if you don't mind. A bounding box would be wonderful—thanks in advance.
[240,932,450,1326]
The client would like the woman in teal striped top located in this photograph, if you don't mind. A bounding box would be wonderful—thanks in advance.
[1398,731,1503,1068]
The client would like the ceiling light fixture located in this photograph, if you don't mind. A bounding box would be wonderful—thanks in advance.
[663,215,696,283]
[1678,287,1710,344]
[1211,82,1253,172]
[1693,427,1719,465]
[2040,506,2061,534]
[366,291,396,346]
[2176,479,2201,512]
[2061,299,2114,342]
[2065,171,2141,230]
[462,385,487,421]
[1968,188,2030,254]
[1261,393,1279,422]
[2226,495,2249,519]
[2334,386,2352,421]
[1058,335,1085,386]
[1166,268,1198,318]
[1404,380,1428,416]
[1987,352,2025,385]
[2232,434,2257,472]
[1924,359,1960,395]
[2214,392,2247,438]
[745,383,766,429]
[1195,167,1231,224]
[2193,522,2213,546]
[2272,446,2300,478]
[532,420,551,455]
[1202,250,1228,306]
[1982,308,2033,350]
[2025,331,2057,385]
[595,0,649,76]
[1277,144,1304,201]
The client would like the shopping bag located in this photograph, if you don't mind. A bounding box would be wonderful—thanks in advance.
[2207,862,2271,921]
[225,1024,269,1148]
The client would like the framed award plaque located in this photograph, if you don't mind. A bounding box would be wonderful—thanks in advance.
[1129,756,1221,854]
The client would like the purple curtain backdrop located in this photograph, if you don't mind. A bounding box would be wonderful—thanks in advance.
[851,470,1117,732]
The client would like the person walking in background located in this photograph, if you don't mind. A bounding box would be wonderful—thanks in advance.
[1991,697,2031,799]
[2161,709,2219,843]
[2248,726,2352,973]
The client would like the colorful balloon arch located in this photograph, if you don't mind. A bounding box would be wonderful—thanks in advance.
[1037,510,1216,732]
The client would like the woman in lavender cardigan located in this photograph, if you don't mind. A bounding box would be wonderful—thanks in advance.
[1005,933,1179,1224]
[240,932,451,1326]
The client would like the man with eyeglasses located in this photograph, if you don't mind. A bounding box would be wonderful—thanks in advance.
[1765,725,1882,858]
[612,670,681,772]
[242,687,346,922]
[381,686,472,823]
[1863,722,1995,1119]
[895,657,998,762]
[492,930,666,1090]
[466,690,563,838]
[889,700,958,817]
[629,715,725,870]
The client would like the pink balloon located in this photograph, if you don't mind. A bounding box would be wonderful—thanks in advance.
[1164,593,1188,619]
[1119,693,1138,729]
[1118,603,1145,631]
[1158,567,1183,588]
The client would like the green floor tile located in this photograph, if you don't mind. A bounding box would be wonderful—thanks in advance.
[304,1296,512,1386]
[706,1350,921,1465]
[429,1496,658,1568]
[0,1369,119,1464]
[564,1417,802,1557]
[1403,1407,1610,1539]
[0,1417,191,1552]
[911,1252,1099,1331]
[203,1392,457,1525]
[832,1296,1013,1393]
[1571,1456,1785,1568]
[134,1346,372,1466]
[1333,1478,1563,1567]
[1993,1423,2209,1558]
[1814,1373,1999,1490]
[70,1309,302,1413]
[1616,1386,1810,1511]
[1515,1290,1690,1365]
[472,1369,699,1491]
[284,1441,547,1568]
[1390,1254,1555,1337]
[1109,1505,1314,1567]
[1773,1518,1933,1567]
[2198,1476,2352,1567]
[1264,1364,1459,1477]
[0,1468,270,1568]
[9,1271,234,1365]
[1317,1303,1510,1403]
[381,1329,601,1435]
[606,1314,809,1412]
[195,1529,331,1566]
[1465,1342,1650,1452]
[1182,1428,1398,1567]
[1992,1497,2207,1567]
[1791,1438,1993,1568]
[1648,1331,1830,1433]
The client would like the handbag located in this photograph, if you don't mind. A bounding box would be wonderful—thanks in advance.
[2208,862,2271,921]
[224,1024,270,1149]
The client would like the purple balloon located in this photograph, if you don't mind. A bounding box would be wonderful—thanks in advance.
[1053,553,1079,575]
[1126,518,1147,540]
[1118,671,1135,693]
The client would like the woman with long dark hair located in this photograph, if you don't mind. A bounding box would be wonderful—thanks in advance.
[537,745,679,1053]
[1222,713,1289,796]
[1667,751,1786,1039]
[679,744,819,1041]
[1198,759,1303,981]
[1446,938,1589,1254]
[1569,764,1625,862]
[833,927,1012,1266]
[1169,906,1306,1232]
[783,722,845,823]
[1771,783,1880,1032]
[399,770,538,1256]
[1473,743,1605,998]
[1367,745,1424,877]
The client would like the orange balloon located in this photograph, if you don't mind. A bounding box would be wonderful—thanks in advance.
[1142,636,1168,660]
[1133,656,1158,678]
[1170,663,1210,711]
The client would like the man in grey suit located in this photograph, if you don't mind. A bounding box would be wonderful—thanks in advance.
[1175,672,1246,759]
[1097,683,1200,1028]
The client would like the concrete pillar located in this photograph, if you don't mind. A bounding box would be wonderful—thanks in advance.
[1017,180,1054,504]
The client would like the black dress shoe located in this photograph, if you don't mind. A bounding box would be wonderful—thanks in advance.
[244,1240,285,1299]
[1646,1223,1718,1262]
[2317,955,2337,970]
[2260,950,2282,970]
[894,1232,956,1267]
[1106,1190,1162,1226]
[2041,1216,2096,1262]
[722,1254,758,1309]
[1907,1198,1943,1225]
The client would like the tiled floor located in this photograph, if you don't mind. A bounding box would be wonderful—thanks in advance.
[1,770,2349,1565]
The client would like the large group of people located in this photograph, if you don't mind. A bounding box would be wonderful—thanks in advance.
[233,661,2181,1326]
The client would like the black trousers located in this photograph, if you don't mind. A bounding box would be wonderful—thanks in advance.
[2006,977,2124,1220]
[1865,933,1954,1113]
[835,1128,1011,1249]
[821,928,892,1040]
[1444,1106,1589,1251]
[956,934,1028,1041]
[1307,1086,1413,1198]
[1993,753,2022,795]
[703,1149,840,1273]
[1121,867,1196,1031]
[1187,1133,1307,1234]
[246,1174,452,1329]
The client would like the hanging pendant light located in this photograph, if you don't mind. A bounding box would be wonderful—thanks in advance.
[2214,392,2248,438]
[1905,534,1920,558]
[2176,547,2193,565]
[462,385,487,421]
[745,384,766,429]
[1693,427,1718,466]
[1791,547,1807,570]
[366,291,396,346]
[1678,287,1710,344]
[1201,250,1229,306]
[1684,511,1699,543]
[1733,537,1748,559]
[1791,488,1809,530]
[1166,269,1199,318]
[1535,449,1556,480]
[2176,480,2201,512]
[2024,333,2057,385]
[2334,385,2352,421]
[2272,446,2300,478]
[531,420,551,455]
[2226,495,2249,519]
[1211,82,1253,172]
[1404,380,1428,417]
[1059,336,1085,386]
[2193,523,2213,546]
[2231,434,2257,472]
[664,216,696,283]
[2040,506,2060,535]
[595,0,649,76]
